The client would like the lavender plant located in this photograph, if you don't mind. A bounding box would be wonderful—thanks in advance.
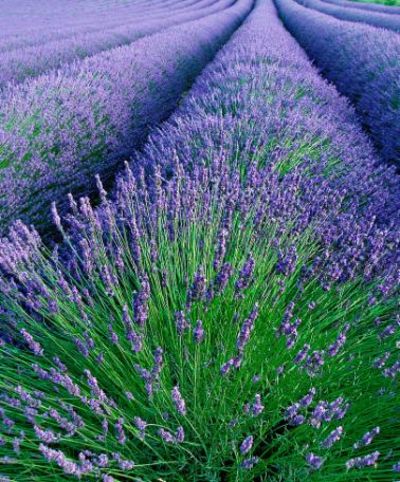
[275,0,400,167]
[323,0,400,14]
[0,1,398,481]
[0,0,252,233]
[0,0,236,90]
[296,0,400,31]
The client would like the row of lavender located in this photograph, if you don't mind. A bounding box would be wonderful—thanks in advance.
[0,0,171,39]
[275,0,400,167]
[323,0,400,14]
[0,0,398,480]
[0,0,236,89]
[0,0,222,53]
[296,0,400,31]
[0,0,253,234]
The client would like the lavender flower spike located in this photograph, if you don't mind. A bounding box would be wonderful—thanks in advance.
[193,320,205,344]
[240,435,253,455]
[322,426,343,448]
[346,451,380,469]
[20,329,43,356]
[171,386,186,416]
[306,452,324,470]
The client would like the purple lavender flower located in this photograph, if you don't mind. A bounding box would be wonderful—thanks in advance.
[353,426,380,449]
[20,329,43,356]
[113,453,135,471]
[299,388,316,407]
[152,347,164,379]
[306,452,324,470]
[322,426,343,448]
[188,266,207,302]
[373,352,390,369]
[102,476,114,482]
[193,320,205,344]
[39,444,81,476]
[294,344,310,364]
[175,426,185,443]
[241,456,259,469]
[34,426,59,444]
[383,359,400,379]
[240,435,253,455]
[275,0,400,164]
[158,428,176,444]
[251,394,264,417]
[328,324,350,357]
[175,311,189,336]
[133,274,150,327]
[276,245,297,276]
[171,386,186,416]
[115,418,126,445]
[214,262,233,294]
[237,304,258,352]
[134,416,147,433]
[235,254,255,294]
[346,451,380,469]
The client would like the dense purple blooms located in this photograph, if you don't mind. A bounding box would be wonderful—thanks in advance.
[193,320,205,344]
[322,426,343,448]
[297,0,400,32]
[0,0,398,480]
[306,452,324,469]
[275,0,400,165]
[0,0,253,232]
[353,426,380,449]
[175,311,190,336]
[0,0,238,90]
[323,0,400,15]
[346,451,380,469]
[171,386,187,416]
[20,329,43,356]
[240,435,253,455]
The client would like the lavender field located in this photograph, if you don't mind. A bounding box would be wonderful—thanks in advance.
[0,0,399,480]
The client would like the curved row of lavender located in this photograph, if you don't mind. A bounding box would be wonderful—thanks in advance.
[0,0,398,480]
[0,0,236,90]
[275,0,400,166]
[295,0,400,32]
[0,0,202,53]
[0,0,253,234]
[322,0,400,14]
[0,0,175,38]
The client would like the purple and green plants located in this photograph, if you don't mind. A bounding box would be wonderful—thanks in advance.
[323,0,400,14]
[295,0,400,31]
[0,0,252,232]
[0,0,236,90]
[0,1,399,480]
[275,0,400,167]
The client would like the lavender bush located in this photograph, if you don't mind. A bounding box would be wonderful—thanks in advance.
[0,0,222,59]
[0,0,252,233]
[296,0,400,31]
[0,1,399,480]
[322,0,400,14]
[0,0,236,89]
[275,0,400,167]
[0,0,175,39]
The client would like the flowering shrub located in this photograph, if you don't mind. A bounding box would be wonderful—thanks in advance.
[323,0,400,14]
[275,0,400,166]
[0,0,192,44]
[296,0,400,31]
[0,0,252,232]
[0,1,399,481]
[0,0,235,89]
